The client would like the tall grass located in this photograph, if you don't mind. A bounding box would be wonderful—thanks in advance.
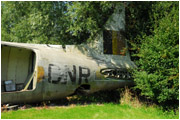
[120,86,142,107]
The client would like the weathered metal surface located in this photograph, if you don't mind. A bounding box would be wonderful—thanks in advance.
[1,5,136,104]
[1,41,135,104]
[37,66,45,83]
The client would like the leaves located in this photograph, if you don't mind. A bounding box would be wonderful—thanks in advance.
[130,1,179,108]
[2,1,120,45]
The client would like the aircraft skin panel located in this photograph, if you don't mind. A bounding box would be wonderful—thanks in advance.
[90,80,134,93]
[1,41,135,104]
[1,86,43,104]
[37,66,45,83]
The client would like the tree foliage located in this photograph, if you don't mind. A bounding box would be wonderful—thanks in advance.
[66,1,120,43]
[125,2,154,61]
[1,1,120,44]
[1,1,179,109]
[2,1,69,44]
[126,1,179,109]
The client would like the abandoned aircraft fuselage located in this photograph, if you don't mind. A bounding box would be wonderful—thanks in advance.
[1,41,136,104]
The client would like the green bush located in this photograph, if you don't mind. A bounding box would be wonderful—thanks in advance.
[131,1,179,109]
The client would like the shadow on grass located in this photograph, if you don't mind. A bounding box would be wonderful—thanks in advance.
[1,87,178,116]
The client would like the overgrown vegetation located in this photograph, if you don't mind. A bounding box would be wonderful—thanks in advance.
[126,1,179,109]
[1,88,179,119]
[1,1,179,110]
[1,1,118,44]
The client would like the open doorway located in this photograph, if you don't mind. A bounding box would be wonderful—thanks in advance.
[1,45,36,92]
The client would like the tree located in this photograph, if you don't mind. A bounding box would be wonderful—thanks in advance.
[1,1,122,44]
[2,1,178,109]
[1,1,69,44]
[66,1,121,43]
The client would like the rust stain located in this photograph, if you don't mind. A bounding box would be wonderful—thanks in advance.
[37,66,45,82]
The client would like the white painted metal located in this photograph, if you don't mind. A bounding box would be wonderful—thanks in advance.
[1,4,136,104]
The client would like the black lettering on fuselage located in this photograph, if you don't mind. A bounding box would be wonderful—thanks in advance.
[48,64,61,84]
[48,64,90,85]
[68,65,76,85]
[79,66,90,85]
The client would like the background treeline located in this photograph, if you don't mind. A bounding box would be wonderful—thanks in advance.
[1,1,118,44]
[1,1,179,109]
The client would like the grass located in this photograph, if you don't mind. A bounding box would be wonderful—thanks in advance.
[1,103,179,119]
[1,87,179,119]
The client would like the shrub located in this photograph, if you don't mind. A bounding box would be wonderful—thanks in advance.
[132,1,179,109]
